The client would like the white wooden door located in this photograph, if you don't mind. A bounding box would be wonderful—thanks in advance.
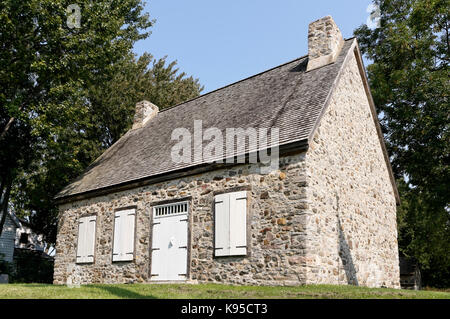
[151,203,188,281]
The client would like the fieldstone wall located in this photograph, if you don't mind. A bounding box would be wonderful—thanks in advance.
[53,153,311,285]
[303,52,400,288]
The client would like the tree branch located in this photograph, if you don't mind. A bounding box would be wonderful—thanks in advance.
[0,116,16,141]
[0,175,5,199]
[0,176,12,237]
[0,103,25,141]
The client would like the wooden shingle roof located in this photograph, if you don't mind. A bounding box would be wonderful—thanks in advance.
[57,39,398,202]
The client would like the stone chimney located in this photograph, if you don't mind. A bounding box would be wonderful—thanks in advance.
[132,100,159,129]
[306,16,344,72]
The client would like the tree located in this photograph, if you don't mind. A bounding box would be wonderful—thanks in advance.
[1,1,202,245]
[0,0,152,237]
[354,0,449,287]
[87,53,202,147]
[10,54,202,245]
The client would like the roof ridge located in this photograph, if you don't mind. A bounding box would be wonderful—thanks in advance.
[159,37,356,115]
[159,54,309,114]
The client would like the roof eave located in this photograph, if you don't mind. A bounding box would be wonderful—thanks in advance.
[353,43,401,206]
[55,139,309,204]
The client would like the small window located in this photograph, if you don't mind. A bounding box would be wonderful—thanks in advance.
[76,215,97,263]
[112,208,136,262]
[214,191,248,257]
[19,233,29,244]
[153,202,188,218]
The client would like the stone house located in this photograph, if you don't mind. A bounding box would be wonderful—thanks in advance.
[53,16,401,288]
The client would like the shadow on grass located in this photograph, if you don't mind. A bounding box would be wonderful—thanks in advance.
[89,285,157,299]
[11,283,54,288]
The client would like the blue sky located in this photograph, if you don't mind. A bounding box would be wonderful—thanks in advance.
[133,0,374,94]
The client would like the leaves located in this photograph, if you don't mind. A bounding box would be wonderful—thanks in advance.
[355,0,449,287]
[1,1,202,245]
[87,53,203,147]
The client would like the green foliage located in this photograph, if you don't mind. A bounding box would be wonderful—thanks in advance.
[0,0,151,241]
[87,52,202,147]
[1,1,202,244]
[11,54,202,244]
[355,0,449,287]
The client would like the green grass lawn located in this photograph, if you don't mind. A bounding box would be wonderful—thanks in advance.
[0,283,449,299]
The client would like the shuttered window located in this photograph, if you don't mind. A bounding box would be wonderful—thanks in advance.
[214,191,248,257]
[76,215,96,263]
[113,208,136,262]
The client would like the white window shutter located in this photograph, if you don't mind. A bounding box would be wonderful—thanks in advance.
[76,218,86,263]
[85,216,96,263]
[112,211,122,261]
[214,191,248,257]
[124,210,135,260]
[113,209,135,261]
[229,191,247,256]
[214,193,230,256]
[76,216,96,263]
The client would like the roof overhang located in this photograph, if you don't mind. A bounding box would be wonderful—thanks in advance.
[55,139,309,204]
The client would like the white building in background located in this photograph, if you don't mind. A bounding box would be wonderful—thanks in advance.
[0,211,52,264]
[0,212,21,262]
[14,217,47,253]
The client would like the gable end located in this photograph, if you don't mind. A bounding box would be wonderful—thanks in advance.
[308,38,400,205]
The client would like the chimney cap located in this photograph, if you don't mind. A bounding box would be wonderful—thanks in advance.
[306,15,344,72]
[132,100,159,129]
